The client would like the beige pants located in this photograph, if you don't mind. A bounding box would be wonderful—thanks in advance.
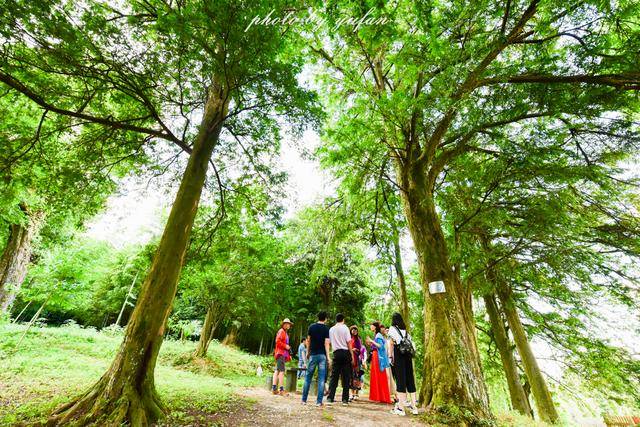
[386,366,396,397]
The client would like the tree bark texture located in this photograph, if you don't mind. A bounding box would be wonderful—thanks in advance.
[194,303,222,358]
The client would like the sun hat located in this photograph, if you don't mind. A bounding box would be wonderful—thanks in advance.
[281,318,293,325]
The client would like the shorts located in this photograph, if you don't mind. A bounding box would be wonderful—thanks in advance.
[276,355,286,372]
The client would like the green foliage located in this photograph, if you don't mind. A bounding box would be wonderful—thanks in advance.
[14,236,153,327]
[283,205,371,326]
[0,323,262,425]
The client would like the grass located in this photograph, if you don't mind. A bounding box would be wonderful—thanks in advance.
[0,322,265,426]
[495,411,553,427]
[321,410,334,422]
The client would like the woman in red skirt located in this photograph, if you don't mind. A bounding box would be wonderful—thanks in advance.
[366,321,392,404]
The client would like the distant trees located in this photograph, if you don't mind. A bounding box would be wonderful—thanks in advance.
[0,90,142,314]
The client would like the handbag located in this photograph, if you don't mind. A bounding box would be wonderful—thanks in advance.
[394,326,416,357]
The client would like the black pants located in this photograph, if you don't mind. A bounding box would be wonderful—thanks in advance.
[392,347,416,393]
[327,349,351,402]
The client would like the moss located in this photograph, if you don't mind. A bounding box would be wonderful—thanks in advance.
[421,403,497,427]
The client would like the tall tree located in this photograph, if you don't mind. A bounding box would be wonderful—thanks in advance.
[0,1,318,424]
[482,293,533,417]
[311,0,639,420]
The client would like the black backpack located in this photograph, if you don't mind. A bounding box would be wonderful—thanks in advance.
[394,326,416,357]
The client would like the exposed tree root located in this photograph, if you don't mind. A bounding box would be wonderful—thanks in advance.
[46,374,165,427]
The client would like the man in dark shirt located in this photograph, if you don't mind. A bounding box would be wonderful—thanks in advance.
[301,311,331,406]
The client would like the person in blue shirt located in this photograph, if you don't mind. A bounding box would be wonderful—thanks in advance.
[301,311,331,406]
[297,337,308,379]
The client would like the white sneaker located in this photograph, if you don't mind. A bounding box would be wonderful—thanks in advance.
[408,405,419,415]
[390,406,406,416]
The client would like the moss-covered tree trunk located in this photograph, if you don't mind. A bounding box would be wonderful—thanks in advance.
[48,84,229,427]
[483,293,532,417]
[0,207,44,313]
[194,303,221,358]
[497,286,559,424]
[398,161,491,420]
[392,231,410,326]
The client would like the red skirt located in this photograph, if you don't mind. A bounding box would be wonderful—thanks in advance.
[368,351,391,403]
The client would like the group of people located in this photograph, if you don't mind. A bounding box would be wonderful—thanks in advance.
[271,311,419,417]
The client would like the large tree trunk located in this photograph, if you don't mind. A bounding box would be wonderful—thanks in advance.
[398,161,491,421]
[392,231,410,327]
[194,303,221,358]
[0,207,44,313]
[48,84,229,427]
[497,286,559,424]
[483,293,532,417]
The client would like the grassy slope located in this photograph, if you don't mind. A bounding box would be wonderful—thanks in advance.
[0,323,266,426]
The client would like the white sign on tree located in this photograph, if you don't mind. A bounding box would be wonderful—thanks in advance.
[429,280,446,294]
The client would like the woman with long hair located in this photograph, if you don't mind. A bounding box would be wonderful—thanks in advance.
[365,321,392,404]
[349,325,364,401]
[388,312,418,416]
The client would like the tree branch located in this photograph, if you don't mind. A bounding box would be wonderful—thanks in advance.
[0,72,193,153]
[478,73,640,90]
[417,0,541,165]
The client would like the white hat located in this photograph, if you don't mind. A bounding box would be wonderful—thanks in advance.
[282,318,293,325]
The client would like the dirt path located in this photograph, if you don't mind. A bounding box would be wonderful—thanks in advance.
[219,387,427,426]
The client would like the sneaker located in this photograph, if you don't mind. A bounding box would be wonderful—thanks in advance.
[279,390,289,397]
[301,401,307,405]
[341,401,349,406]
[325,399,334,406]
[408,405,419,415]
[390,406,406,416]
[271,388,278,395]
[315,402,324,407]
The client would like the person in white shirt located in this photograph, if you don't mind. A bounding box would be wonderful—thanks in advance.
[327,313,354,405]
[388,312,418,416]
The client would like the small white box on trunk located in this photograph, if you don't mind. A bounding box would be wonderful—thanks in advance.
[429,280,446,294]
